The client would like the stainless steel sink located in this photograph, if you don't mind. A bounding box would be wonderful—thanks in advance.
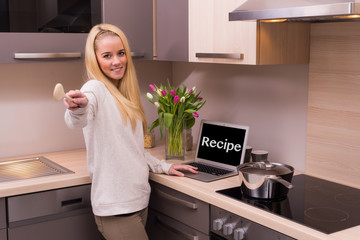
[0,156,74,183]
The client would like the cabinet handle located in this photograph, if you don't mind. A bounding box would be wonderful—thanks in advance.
[196,52,244,59]
[156,216,199,240]
[61,198,83,207]
[155,189,197,209]
[14,52,81,59]
[131,52,145,59]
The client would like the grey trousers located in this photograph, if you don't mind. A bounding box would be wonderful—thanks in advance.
[94,208,149,240]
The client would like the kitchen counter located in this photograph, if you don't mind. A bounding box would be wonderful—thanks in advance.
[0,147,358,240]
[0,149,91,198]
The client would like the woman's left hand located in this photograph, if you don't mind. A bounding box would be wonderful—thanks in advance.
[168,164,198,177]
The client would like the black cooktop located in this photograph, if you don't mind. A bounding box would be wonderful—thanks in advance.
[216,174,360,234]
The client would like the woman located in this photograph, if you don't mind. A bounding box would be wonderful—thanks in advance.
[62,23,197,240]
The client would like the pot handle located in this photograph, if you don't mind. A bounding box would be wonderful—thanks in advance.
[267,176,294,189]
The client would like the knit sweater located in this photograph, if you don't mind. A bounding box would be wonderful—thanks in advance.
[64,80,172,216]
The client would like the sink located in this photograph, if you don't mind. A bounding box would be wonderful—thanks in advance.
[0,156,74,183]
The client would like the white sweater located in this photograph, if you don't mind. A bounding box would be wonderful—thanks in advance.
[65,80,171,216]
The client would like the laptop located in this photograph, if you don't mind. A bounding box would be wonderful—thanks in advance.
[183,119,249,182]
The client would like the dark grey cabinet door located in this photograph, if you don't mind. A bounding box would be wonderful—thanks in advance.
[7,184,105,240]
[8,212,104,240]
[0,0,102,64]
[0,198,6,229]
[0,198,6,240]
[146,209,210,240]
[0,32,87,64]
[148,181,209,234]
[0,229,7,240]
[156,0,188,62]
[103,0,154,60]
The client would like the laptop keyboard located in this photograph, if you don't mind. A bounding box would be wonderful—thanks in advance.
[188,162,232,176]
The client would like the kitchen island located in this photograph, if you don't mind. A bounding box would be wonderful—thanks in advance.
[0,147,358,240]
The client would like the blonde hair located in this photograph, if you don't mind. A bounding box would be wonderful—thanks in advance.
[85,23,147,133]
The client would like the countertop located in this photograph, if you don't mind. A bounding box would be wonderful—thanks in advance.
[0,147,358,240]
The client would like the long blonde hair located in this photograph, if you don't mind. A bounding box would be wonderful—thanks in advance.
[85,23,147,133]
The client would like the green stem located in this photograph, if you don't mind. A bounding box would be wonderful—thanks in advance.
[166,118,184,158]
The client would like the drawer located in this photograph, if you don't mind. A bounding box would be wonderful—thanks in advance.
[146,208,209,240]
[0,229,7,239]
[0,198,5,229]
[149,181,209,234]
[8,184,91,224]
[8,212,104,240]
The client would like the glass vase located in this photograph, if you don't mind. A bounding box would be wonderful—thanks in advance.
[165,118,186,160]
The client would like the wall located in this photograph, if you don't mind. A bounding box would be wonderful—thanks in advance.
[0,59,309,172]
[0,61,85,158]
[0,60,171,159]
[172,62,309,171]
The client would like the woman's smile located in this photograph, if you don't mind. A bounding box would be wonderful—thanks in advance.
[95,35,127,83]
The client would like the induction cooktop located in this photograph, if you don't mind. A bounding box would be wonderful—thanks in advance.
[216,174,360,234]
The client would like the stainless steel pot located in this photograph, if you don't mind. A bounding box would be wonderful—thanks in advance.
[238,161,294,200]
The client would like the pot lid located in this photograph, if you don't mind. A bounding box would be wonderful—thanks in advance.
[239,162,293,175]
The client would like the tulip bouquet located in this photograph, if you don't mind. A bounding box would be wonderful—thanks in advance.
[146,81,206,159]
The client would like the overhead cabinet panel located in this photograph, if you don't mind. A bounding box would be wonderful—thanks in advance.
[155,0,188,61]
[0,0,101,64]
[103,0,153,60]
[188,0,310,65]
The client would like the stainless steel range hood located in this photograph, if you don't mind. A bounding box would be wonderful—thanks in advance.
[229,0,360,22]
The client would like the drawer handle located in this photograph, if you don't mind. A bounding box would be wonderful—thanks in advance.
[61,198,82,207]
[14,52,81,59]
[155,189,197,209]
[130,52,145,59]
[195,52,244,59]
[156,216,199,240]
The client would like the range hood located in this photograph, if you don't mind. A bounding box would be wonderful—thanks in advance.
[229,0,360,22]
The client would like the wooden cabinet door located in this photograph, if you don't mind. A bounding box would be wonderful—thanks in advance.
[188,0,310,65]
[189,0,258,64]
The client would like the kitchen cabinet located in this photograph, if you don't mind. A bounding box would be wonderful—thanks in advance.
[0,32,87,64]
[0,198,7,240]
[188,0,310,65]
[146,181,210,240]
[103,0,153,60]
[0,0,102,64]
[155,0,188,61]
[7,184,104,240]
[147,209,209,240]
[104,0,188,62]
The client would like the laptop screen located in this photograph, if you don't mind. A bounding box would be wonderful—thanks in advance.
[196,122,248,167]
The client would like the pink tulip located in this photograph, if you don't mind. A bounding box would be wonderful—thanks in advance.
[161,90,167,96]
[170,89,176,96]
[174,95,179,103]
[188,89,193,94]
[149,84,156,91]
[193,112,199,118]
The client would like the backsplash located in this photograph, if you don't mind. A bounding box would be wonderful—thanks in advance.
[0,59,309,172]
[0,60,172,159]
[172,62,309,171]
[306,22,360,188]
[0,61,85,158]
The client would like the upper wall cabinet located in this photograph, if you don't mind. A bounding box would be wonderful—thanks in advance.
[155,0,188,62]
[103,0,154,60]
[0,0,154,64]
[188,0,310,65]
[0,0,102,64]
